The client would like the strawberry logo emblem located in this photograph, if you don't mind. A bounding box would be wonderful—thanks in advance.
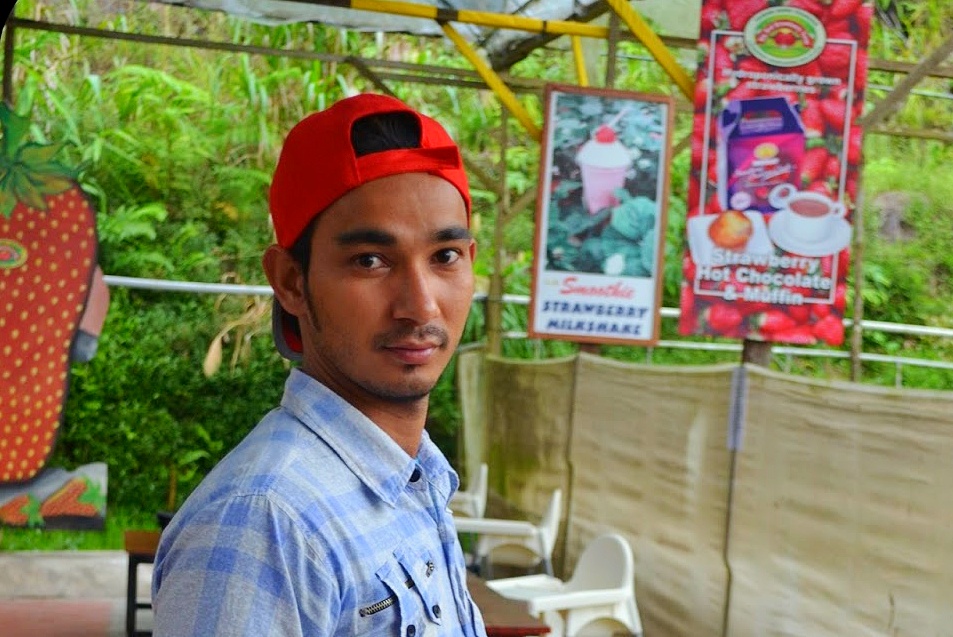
[744,7,826,68]
[0,105,99,484]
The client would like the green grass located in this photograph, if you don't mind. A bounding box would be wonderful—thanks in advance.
[0,506,161,551]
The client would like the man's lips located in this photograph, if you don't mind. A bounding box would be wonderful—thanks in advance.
[375,326,449,366]
[383,342,441,365]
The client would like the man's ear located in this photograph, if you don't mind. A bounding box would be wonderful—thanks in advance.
[468,239,477,262]
[262,245,308,318]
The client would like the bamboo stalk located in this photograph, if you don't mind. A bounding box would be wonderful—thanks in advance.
[486,109,509,357]
[2,12,14,104]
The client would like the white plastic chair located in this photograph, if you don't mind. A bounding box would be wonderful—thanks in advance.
[454,488,562,577]
[486,532,643,637]
[449,462,488,518]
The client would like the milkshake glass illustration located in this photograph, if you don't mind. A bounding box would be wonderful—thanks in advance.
[575,124,632,214]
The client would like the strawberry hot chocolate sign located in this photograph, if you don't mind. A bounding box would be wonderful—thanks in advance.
[679,0,872,345]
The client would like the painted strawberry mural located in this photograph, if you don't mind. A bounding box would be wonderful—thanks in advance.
[0,104,98,484]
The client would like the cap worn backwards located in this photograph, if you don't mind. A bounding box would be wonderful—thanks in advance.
[268,93,471,360]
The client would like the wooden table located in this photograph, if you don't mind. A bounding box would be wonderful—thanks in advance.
[467,572,550,636]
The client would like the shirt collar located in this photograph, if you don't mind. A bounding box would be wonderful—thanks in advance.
[280,368,458,506]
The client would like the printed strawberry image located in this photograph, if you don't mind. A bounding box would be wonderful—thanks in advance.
[0,493,42,527]
[799,101,826,139]
[39,476,105,519]
[0,105,98,483]
[812,314,845,346]
[725,0,763,30]
[829,0,864,19]
[821,98,848,133]
[751,309,797,335]
[800,147,831,188]
[817,44,854,78]
[786,0,826,14]
[772,29,798,48]
[705,303,743,334]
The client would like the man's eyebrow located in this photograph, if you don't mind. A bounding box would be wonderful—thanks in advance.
[434,226,472,242]
[335,226,472,246]
[335,229,396,246]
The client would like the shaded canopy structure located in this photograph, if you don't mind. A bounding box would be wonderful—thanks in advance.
[149,0,700,67]
[3,0,953,370]
[6,0,952,142]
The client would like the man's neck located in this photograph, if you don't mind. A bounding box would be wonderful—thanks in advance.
[362,402,429,457]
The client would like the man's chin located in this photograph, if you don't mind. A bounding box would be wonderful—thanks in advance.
[363,378,436,405]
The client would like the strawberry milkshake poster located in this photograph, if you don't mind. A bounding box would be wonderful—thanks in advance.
[529,84,674,346]
[679,1,872,345]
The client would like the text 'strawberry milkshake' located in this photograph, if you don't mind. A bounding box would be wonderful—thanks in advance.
[717,96,805,214]
[575,124,632,215]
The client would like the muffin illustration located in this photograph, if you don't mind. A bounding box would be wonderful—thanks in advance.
[708,209,753,251]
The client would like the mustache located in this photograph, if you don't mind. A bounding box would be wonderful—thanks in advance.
[375,324,449,349]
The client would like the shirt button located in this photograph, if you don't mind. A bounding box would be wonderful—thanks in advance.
[407,626,416,637]
[432,604,441,618]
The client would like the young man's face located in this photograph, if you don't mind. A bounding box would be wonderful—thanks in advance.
[296,172,475,411]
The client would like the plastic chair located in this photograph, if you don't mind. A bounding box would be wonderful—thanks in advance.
[486,532,643,637]
[454,488,562,577]
[449,462,488,518]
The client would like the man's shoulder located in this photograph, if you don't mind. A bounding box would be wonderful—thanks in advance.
[194,409,358,512]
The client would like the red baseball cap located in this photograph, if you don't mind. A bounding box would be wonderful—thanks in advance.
[268,93,471,360]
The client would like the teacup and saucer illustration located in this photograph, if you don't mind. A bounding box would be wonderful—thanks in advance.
[767,184,853,256]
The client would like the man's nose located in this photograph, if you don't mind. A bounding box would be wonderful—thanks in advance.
[394,264,440,323]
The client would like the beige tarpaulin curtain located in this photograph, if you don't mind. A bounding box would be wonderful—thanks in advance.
[456,348,953,636]
[729,369,953,636]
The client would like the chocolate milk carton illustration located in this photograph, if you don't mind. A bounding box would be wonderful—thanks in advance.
[717,97,805,214]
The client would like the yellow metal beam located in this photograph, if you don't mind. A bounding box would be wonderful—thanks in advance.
[350,0,607,38]
[603,0,694,100]
[347,0,693,102]
[304,0,696,126]
[571,36,589,87]
[440,22,541,141]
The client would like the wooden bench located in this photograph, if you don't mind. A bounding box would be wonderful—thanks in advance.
[124,529,160,637]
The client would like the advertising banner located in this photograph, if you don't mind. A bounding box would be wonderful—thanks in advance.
[529,84,674,345]
[679,1,872,345]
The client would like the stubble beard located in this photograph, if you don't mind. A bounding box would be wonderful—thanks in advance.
[302,286,444,405]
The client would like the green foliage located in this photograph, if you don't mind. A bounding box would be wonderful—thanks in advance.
[56,288,288,512]
[1,505,160,550]
[8,0,953,548]
[860,152,953,328]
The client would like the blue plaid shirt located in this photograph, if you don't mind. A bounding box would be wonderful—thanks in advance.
[152,369,486,637]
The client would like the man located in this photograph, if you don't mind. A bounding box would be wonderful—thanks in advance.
[152,93,487,637]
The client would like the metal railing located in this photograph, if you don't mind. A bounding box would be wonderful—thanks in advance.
[103,276,953,387]
[476,294,953,387]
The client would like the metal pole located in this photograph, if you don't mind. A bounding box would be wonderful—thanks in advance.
[850,184,866,381]
[605,13,619,88]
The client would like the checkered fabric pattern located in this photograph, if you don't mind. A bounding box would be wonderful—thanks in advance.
[152,369,486,637]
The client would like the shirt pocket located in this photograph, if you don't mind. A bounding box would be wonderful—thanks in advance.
[357,546,443,637]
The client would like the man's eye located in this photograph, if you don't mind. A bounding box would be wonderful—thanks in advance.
[434,249,462,265]
[354,254,385,269]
